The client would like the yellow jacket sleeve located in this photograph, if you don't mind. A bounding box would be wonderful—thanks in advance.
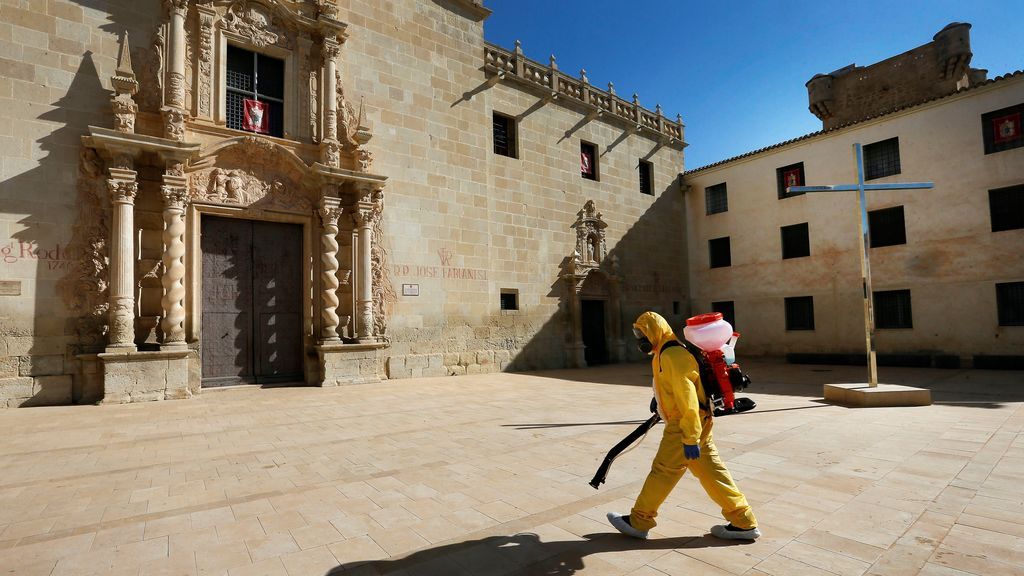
[665,351,703,445]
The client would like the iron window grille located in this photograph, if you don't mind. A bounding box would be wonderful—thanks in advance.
[639,160,653,195]
[781,222,810,259]
[226,45,284,138]
[580,141,598,181]
[982,103,1024,154]
[705,183,728,215]
[711,301,736,329]
[868,206,907,248]
[776,162,805,199]
[500,290,519,311]
[996,282,1024,326]
[708,237,731,268]
[863,137,901,180]
[989,184,1024,232]
[784,296,815,331]
[493,112,517,158]
[874,289,913,329]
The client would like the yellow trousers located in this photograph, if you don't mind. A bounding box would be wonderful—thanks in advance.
[630,421,757,532]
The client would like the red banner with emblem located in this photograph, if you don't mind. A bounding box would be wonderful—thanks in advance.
[992,112,1021,144]
[243,99,269,134]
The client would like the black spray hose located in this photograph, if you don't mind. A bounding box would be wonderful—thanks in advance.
[589,414,661,489]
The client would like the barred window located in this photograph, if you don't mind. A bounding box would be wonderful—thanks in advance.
[500,289,519,311]
[990,185,1024,232]
[712,301,736,329]
[708,237,731,268]
[785,296,814,331]
[777,162,805,199]
[781,222,810,259]
[493,112,517,158]
[581,141,599,181]
[639,160,653,195]
[997,282,1024,326]
[705,183,728,215]
[226,45,284,138]
[863,137,901,180]
[874,289,913,329]
[868,206,906,248]
[982,103,1024,154]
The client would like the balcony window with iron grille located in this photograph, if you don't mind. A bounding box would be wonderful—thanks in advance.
[712,301,736,329]
[982,103,1024,154]
[493,112,517,158]
[874,289,913,329]
[226,45,284,138]
[705,183,727,215]
[581,141,598,181]
[784,296,814,331]
[781,222,810,259]
[989,184,1024,232]
[708,237,731,268]
[997,282,1024,326]
[868,206,906,248]
[863,137,901,180]
[639,160,653,195]
[776,162,805,199]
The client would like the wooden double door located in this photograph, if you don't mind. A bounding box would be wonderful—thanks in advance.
[201,217,303,386]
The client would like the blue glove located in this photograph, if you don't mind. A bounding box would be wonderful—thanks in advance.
[683,444,700,460]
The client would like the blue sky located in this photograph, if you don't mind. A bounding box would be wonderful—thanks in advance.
[482,1,1024,170]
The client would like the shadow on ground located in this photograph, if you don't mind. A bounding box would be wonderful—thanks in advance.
[325,531,750,575]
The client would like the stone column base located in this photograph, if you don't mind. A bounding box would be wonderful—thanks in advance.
[824,383,932,407]
[98,349,198,404]
[566,344,587,369]
[316,342,388,386]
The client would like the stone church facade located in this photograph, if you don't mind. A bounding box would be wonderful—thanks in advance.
[0,0,688,406]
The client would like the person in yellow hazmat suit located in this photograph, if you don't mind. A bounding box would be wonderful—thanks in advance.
[607,311,761,540]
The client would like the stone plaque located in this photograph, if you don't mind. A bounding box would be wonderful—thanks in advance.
[0,281,21,296]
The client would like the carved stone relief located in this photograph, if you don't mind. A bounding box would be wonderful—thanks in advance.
[197,11,214,117]
[188,138,313,212]
[223,0,295,49]
[370,191,394,340]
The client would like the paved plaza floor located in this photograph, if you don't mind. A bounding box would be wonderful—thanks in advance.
[0,359,1022,575]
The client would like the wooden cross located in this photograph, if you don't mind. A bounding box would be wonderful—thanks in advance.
[788,143,934,387]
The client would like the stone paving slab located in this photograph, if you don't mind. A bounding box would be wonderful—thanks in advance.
[0,359,1021,575]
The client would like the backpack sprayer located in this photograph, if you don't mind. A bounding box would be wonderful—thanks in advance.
[589,313,755,489]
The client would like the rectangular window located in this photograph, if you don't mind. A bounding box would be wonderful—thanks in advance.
[982,103,1024,154]
[711,301,736,329]
[226,45,284,138]
[874,289,913,329]
[708,237,731,268]
[785,296,815,331]
[781,222,810,259]
[639,160,653,195]
[990,184,1024,232]
[777,162,805,199]
[580,141,598,181]
[493,112,517,158]
[705,183,728,215]
[997,282,1024,326]
[863,137,901,180]
[500,289,519,311]
[868,206,907,248]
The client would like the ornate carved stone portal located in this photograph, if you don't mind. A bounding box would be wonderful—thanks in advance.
[561,201,625,368]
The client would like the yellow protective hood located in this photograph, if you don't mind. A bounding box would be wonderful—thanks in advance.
[633,311,677,351]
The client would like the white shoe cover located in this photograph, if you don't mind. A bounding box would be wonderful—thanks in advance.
[606,512,649,539]
[710,524,761,540]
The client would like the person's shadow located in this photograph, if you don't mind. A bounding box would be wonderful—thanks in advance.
[326,530,751,575]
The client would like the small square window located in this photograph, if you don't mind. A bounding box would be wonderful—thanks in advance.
[781,222,810,259]
[873,289,912,329]
[705,183,728,215]
[777,162,805,198]
[868,206,907,248]
[785,296,815,331]
[982,103,1024,154]
[708,237,731,268]
[581,141,599,180]
[711,301,736,329]
[990,184,1024,232]
[500,289,519,311]
[997,282,1024,326]
[639,160,653,195]
[863,137,901,180]
[493,112,517,158]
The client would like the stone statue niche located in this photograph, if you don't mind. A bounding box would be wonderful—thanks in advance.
[571,200,607,272]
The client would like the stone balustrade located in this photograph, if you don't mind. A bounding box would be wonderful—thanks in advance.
[484,42,685,146]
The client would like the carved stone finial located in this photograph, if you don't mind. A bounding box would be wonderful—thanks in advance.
[632,93,639,106]
[110,31,139,133]
[676,114,683,124]
[607,82,615,95]
[580,69,588,85]
[656,104,663,116]
[514,39,522,55]
[549,54,557,71]
[114,32,135,83]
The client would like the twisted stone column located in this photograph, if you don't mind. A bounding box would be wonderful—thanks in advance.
[107,160,138,351]
[318,198,344,342]
[160,173,189,349]
[352,204,375,343]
